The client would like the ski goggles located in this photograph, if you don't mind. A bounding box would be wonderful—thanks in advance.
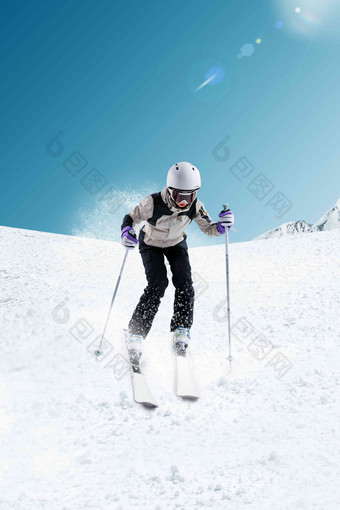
[169,188,197,207]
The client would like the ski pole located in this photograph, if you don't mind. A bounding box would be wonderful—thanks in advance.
[222,203,232,369]
[95,248,129,357]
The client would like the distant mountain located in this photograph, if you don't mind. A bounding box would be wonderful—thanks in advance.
[310,198,340,232]
[255,199,340,240]
[255,220,312,240]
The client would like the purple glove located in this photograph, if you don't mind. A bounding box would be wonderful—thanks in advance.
[121,226,138,249]
[217,209,234,234]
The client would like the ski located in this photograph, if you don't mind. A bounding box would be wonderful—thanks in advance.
[174,344,199,400]
[122,329,158,408]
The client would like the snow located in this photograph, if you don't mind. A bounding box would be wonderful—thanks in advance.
[254,220,312,240]
[1,225,340,509]
[255,198,340,239]
[311,198,340,232]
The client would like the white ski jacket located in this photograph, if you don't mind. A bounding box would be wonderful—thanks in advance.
[122,186,221,248]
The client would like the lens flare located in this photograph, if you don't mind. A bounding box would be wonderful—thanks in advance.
[188,57,231,103]
[273,0,333,37]
[204,66,225,85]
[195,73,217,92]
[293,9,319,33]
[240,43,255,57]
[195,66,225,91]
[275,0,340,39]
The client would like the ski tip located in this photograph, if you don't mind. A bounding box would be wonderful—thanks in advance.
[135,399,158,408]
[177,394,199,401]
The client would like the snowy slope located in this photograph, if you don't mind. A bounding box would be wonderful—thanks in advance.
[255,198,340,240]
[1,225,340,510]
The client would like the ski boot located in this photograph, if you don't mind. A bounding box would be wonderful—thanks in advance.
[173,327,190,357]
[126,332,143,369]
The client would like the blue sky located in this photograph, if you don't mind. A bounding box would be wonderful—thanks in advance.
[1,0,340,245]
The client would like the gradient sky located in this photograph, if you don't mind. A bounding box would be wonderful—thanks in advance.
[1,0,340,246]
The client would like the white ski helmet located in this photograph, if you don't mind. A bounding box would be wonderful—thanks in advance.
[166,162,201,192]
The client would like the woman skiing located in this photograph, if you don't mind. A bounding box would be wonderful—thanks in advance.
[121,162,234,361]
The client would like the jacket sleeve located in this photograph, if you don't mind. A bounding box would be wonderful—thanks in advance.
[121,195,154,230]
[194,200,221,237]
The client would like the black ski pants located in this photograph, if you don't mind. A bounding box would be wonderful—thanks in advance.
[128,235,195,338]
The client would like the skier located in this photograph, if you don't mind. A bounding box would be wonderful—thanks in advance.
[121,162,234,364]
